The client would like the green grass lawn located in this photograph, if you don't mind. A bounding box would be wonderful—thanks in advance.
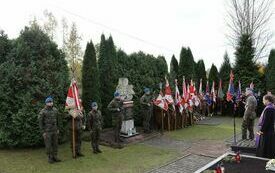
[0,142,178,173]
[167,116,243,141]
[0,116,245,173]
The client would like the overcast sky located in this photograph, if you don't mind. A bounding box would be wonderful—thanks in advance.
[1,0,274,70]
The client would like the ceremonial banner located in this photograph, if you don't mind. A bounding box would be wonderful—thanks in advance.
[154,91,168,111]
[175,79,183,113]
[199,78,203,95]
[65,80,81,117]
[165,78,174,105]
[211,81,216,102]
[189,79,196,96]
[226,71,235,102]
[182,76,188,102]
[236,80,242,101]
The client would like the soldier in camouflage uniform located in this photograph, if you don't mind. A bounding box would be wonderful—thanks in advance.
[88,102,103,154]
[140,88,153,133]
[108,91,124,143]
[39,96,61,164]
[242,88,257,140]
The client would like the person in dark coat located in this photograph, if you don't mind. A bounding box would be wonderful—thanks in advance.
[256,94,275,158]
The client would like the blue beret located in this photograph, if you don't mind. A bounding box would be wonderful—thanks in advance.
[114,91,120,97]
[91,102,97,107]
[45,96,53,103]
[144,88,150,93]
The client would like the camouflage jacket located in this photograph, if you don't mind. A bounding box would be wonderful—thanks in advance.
[88,110,103,131]
[39,106,59,133]
[140,94,153,108]
[107,98,123,115]
[244,95,257,120]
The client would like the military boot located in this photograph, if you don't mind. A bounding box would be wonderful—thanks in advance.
[77,152,84,157]
[53,155,61,162]
[96,146,102,153]
[48,155,54,164]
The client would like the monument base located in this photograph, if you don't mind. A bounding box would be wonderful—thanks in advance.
[120,119,139,138]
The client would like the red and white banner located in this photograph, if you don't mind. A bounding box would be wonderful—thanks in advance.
[65,80,81,110]
[182,77,188,102]
[175,79,183,113]
[199,78,203,95]
[165,78,174,105]
[211,81,216,102]
[154,91,168,111]
[189,79,196,96]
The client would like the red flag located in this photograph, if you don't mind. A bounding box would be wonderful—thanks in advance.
[189,79,195,96]
[154,91,168,111]
[165,78,174,105]
[65,80,81,110]
[175,79,183,113]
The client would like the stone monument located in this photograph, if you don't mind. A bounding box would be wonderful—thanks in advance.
[116,78,138,137]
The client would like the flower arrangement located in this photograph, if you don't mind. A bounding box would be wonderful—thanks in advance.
[266,159,275,171]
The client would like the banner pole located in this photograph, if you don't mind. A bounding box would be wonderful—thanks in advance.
[168,111,170,131]
[174,110,177,130]
[161,109,164,134]
[72,117,76,158]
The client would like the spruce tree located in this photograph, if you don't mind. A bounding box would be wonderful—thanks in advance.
[169,55,178,86]
[0,24,69,147]
[98,35,118,127]
[234,34,259,88]
[208,64,219,87]
[266,49,275,94]
[82,40,101,113]
[0,30,12,64]
[219,52,232,90]
[195,59,207,91]
[178,47,195,82]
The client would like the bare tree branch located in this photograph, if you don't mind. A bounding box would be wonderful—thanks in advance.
[226,0,274,60]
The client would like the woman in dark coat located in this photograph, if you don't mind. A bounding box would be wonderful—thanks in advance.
[256,94,275,158]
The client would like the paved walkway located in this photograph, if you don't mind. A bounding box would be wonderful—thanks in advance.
[148,154,214,173]
[144,117,233,173]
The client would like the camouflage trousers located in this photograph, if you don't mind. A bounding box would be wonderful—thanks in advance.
[91,129,101,151]
[44,132,58,158]
[143,108,152,132]
[113,114,123,143]
[242,119,255,140]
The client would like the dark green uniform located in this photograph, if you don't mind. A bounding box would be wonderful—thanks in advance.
[242,95,257,140]
[39,106,59,162]
[88,110,103,153]
[108,98,124,143]
[140,94,153,133]
[68,113,84,156]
